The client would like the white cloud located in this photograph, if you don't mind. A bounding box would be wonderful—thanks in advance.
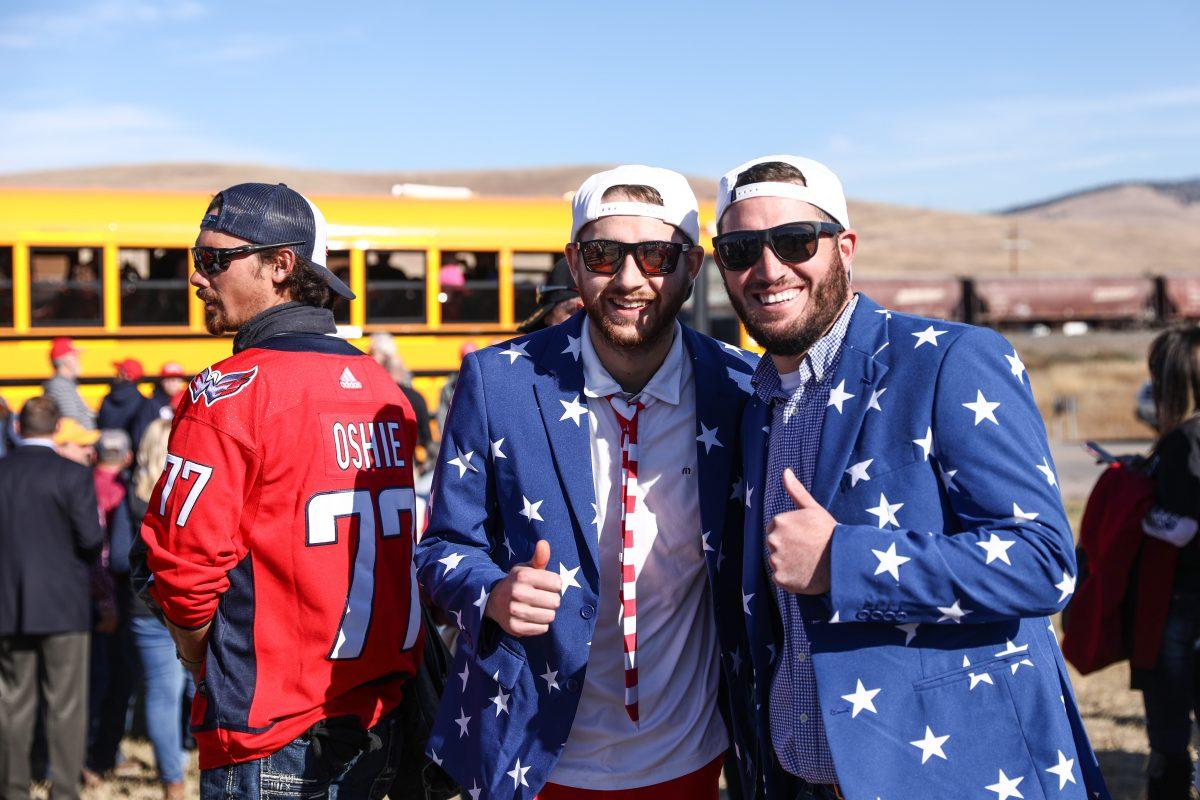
[0,103,280,172]
[0,1,206,49]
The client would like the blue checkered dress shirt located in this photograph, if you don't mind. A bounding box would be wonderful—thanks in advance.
[755,295,858,784]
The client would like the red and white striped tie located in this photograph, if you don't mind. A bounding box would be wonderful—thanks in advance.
[608,394,644,725]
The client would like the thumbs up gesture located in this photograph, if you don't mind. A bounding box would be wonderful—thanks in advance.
[766,468,837,595]
[485,539,563,636]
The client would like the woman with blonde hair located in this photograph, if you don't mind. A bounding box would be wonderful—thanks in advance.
[127,418,189,800]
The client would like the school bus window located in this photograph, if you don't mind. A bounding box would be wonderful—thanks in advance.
[366,250,426,324]
[0,247,12,327]
[439,250,498,324]
[119,248,189,326]
[513,252,562,324]
[30,247,103,327]
[326,250,351,324]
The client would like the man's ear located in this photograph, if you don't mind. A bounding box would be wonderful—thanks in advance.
[564,243,586,289]
[685,244,705,282]
[269,248,298,288]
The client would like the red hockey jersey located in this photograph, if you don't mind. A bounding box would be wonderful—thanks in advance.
[139,333,423,768]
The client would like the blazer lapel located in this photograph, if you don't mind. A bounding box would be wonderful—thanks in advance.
[741,395,771,655]
[809,294,891,507]
[685,329,741,587]
[532,316,600,577]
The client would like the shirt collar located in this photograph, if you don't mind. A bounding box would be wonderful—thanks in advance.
[751,293,860,403]
[581,317,685,406]
[21,437,57,449]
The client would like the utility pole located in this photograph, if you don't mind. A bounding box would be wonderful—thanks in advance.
[1001,221,1031,274]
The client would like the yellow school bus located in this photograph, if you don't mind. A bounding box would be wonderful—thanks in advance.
[0,187,742,413]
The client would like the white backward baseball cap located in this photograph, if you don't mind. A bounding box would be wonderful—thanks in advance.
[570,165,701,244]
[716,155,851,230]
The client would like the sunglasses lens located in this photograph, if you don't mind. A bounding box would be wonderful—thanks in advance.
[191,249,215,273]
[636,243,677,275]
[771,224,820,263]
[580,241,621,273]
[714,234,762,271]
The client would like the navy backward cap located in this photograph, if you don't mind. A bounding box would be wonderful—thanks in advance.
[200,182,355,299]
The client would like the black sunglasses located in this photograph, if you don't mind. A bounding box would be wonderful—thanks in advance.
[711,222,843,272]
[575,240,692,276]
[190,240,305,276]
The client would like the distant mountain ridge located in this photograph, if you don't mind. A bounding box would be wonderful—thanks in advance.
[1003,177,1200,215]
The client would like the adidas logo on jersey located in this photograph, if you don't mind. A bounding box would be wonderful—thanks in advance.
[339,367,362,390]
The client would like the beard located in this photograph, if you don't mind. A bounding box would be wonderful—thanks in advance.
[583,280,688,353]
[198,290,235,335]
[728,253,851,357]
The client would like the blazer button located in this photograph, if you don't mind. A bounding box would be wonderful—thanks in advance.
[565,678,579,692]
[869,610,884,621]
[882,611,896,622]
[855,610,869,621]
[896,611,908,621]
[580,605,595,619]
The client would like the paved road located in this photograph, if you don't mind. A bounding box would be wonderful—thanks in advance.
[1050,439,1150,503]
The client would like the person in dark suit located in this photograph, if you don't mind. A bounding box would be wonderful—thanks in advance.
[0,396,105,800]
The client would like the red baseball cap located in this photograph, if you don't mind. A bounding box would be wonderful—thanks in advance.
[113,358,144,381]
[161,362,185,378]
[49,337,78,361]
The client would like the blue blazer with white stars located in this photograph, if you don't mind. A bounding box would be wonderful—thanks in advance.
[414,311,757,800]
[731,294,1110,800]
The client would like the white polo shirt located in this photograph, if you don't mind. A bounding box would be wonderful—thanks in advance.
[549,320,728,789]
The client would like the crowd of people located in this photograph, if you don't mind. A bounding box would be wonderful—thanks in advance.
[0,159,1197,800]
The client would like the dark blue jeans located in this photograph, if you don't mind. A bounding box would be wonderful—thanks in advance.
[199,713,403,800]
[1142,590,1200,756]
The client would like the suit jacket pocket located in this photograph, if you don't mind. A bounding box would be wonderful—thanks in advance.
[911,651,1028,691]
[472,636,527,690]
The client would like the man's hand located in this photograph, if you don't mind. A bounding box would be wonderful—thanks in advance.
[766,468,837,595]
[485,540,562,636]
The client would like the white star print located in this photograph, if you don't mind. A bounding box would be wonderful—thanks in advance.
[722,341,744,354]
[963,390,1001,425]
[458,663,469,690]
[499,342,529,364]
[745,484,754,509]
[520,495,544,523]
[875,308,893,320]
[1055,571,1077,602]
[977,533,1016,565]
[936,599,971,623]
[841,679,881,718]
[996,640,1035,673]
[562,334,581,361]
[473,584,490,615]
[558,563,581,596]
[429,748,442,766]
[964,655,994,689]
[912,325,947,348]
[866,493,903,528]
[827,379,855,413]
[910,726,950,764]
[845,459,873,487]
[450,609,463,630]
[939,464,959,491]
[1005,350,1027,383]
[872,542,911,581]
[729,647,742,675]
[868,386,887,412]
[559,394,589,426]
[696,423,723,454]
[454,707,471,738]
[502,534,515,560]
[829,610,841,623]
[742,592,755,615]
[896,623,919,645]
[1012,502,1039,521]
[1045,750,1077,790]
[540,664,560,692]
[438,552,466,573]
[913,427,933,461]
[490,685,511,716]
[468,780,482,800]
[702,530,714,553]
[447,446,478,478]
[507,758,531,789]
[1036,457,1057,487]
[985,769,1025,800]
[491,438,507,460]
[730,477,745,502]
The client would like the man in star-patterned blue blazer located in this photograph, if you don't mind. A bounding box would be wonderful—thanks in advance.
[713,155,1110,800]
[414,166,759,799]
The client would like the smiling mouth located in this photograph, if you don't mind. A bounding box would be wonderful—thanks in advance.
[608,297,652,311]
[751,286,805,307]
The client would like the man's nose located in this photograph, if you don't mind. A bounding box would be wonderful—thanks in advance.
[750,243,792,285]
[609,254,645,292]
[189,269,210,290]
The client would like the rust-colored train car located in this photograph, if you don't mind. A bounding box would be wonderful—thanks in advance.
[968,275,1157,325]
[1161,275,1200,320]
[853,277,965,321]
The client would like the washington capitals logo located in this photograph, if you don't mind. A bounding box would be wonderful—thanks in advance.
[189,366,259,407]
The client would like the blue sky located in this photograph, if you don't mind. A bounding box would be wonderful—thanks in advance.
[2,0,1198,211]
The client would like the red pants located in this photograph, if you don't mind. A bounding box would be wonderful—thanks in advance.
[535,755,723,800]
